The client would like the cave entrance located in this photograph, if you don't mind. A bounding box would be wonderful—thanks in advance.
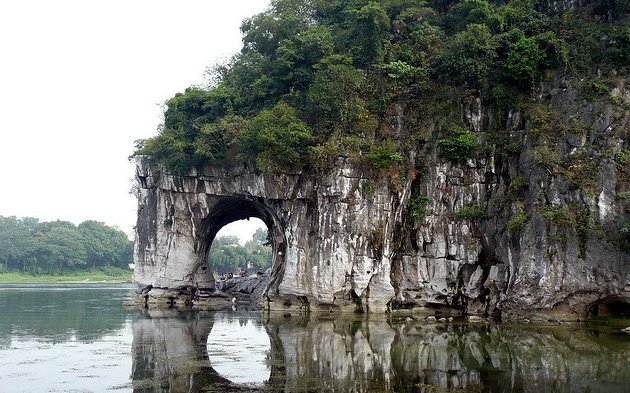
[198,197,285,282]
[587,296,630,318]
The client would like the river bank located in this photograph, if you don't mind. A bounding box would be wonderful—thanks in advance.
[0,269,133,283]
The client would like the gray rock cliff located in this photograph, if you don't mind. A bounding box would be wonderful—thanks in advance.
[133,77,630,320]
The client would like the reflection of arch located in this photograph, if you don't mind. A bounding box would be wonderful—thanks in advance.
[131,310,242,392]
[263,315,288,388]
[131,309,286,392]
[206,312,273,385]
[131,309,630,392]
[132,311,214,392]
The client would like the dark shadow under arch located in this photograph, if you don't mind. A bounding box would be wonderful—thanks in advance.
[587,295,630,317]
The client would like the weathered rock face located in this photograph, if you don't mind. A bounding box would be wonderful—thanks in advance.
[133,76,630,320]
[133,155,400,313]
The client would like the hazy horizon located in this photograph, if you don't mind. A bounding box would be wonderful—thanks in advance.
[0,0,270,241]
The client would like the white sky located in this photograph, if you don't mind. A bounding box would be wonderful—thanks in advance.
[0,0,269,241]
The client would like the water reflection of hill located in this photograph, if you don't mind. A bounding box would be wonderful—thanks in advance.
[127,309,630,392]
[266,316,630,392]
[0,284,131,345]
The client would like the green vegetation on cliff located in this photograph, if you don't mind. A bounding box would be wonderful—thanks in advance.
[133,0,630,254]
[135,0,629,176]
[0,216,133,276]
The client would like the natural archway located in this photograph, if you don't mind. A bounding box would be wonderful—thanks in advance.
[134,156,630,316]
[195,197,287,294]
[133,156,397,312]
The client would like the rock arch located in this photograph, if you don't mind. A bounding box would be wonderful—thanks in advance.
[197,197,285,274]
[132,155,397,312]
[132,154,630,318]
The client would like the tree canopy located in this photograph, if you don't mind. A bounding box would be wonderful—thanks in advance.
[134,0,629,175]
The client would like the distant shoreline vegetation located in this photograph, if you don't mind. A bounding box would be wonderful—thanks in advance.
[208,228,273,274]
[0,216,133,279]
[0,268,133,284]
[0,215,273,282]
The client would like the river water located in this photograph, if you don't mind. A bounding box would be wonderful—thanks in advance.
[0,284,629,392]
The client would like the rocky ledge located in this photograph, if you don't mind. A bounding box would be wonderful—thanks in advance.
[129,273,270,311]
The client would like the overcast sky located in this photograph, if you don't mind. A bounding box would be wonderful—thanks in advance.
[0,0,269,241]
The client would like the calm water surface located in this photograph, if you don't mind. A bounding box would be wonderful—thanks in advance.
[1,284,629,392]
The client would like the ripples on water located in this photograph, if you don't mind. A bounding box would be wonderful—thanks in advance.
[0,284,629,392]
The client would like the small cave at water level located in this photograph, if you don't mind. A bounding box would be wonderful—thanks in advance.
[588,297,630,318]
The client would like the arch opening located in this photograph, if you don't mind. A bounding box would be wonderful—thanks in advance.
[196,197,287,298]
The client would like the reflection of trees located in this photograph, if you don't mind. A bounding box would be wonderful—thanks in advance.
[0,286,129,344]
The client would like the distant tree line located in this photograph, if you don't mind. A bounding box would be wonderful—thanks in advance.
[0,216,133,275]
[208,228,272,274]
